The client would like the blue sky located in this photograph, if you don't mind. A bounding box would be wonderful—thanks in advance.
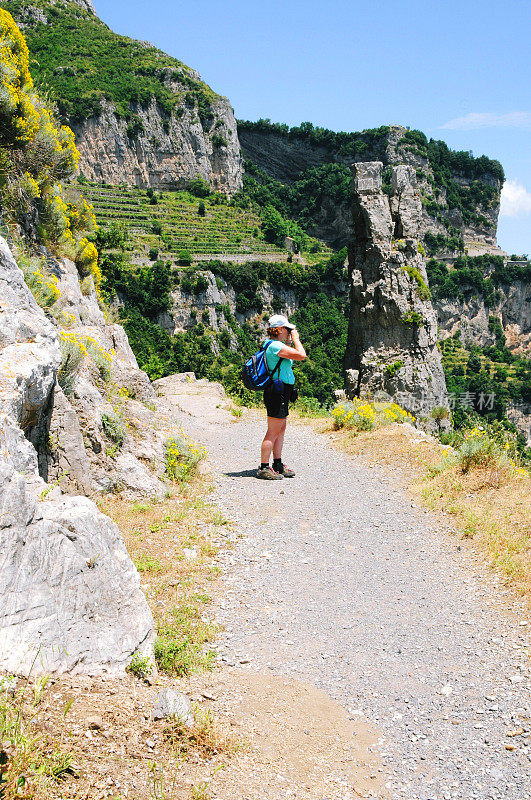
[95,0,531,254]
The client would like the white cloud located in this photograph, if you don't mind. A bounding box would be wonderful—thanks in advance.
[500,180,531,217]
[441,111,531,130]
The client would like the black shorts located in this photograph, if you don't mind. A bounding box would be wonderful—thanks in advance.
[264,382,293,419]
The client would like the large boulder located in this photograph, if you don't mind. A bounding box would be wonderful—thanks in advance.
[0,464,154,675]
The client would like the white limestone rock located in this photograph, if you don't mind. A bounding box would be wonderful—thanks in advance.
[0,468,154,676]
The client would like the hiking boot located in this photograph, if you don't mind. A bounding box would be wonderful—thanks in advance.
[280,465,295,478]
[256,466,283,480]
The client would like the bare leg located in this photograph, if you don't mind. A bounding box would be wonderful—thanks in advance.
[272,419,287,460]
[261,417,285,464]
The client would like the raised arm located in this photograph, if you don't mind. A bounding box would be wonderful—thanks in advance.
[278,328,307,361]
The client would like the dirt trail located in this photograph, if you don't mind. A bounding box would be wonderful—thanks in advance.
[165,382,530,800]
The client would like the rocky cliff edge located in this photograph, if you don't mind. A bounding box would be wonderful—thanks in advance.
[0,237,162,675]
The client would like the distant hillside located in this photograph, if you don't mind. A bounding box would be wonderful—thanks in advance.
[4,0,242,192]
[238,120,504,254]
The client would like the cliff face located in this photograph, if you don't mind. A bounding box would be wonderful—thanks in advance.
[436,281,531,354]
[344,162,449,422]
[71,97,242,193]
[239,124,502,253]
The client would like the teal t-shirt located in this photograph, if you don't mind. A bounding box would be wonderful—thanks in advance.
[264,339,295,385]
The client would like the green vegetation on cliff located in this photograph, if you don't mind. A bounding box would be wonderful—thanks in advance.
[426,255,531,303]
[3,0,218,124]
[238,119,503,243]
[238,118,391,159]
[0,8,97,266]
[237,159,351,239]
[100,249,348,404]
[441,326,530,457]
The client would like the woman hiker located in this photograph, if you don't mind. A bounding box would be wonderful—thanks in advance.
[257,314,307,480]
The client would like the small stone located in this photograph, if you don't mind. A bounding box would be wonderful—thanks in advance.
[145,738,155,748]
[86,714,104,730]
[152,689,193,725]
[505,744,515,751]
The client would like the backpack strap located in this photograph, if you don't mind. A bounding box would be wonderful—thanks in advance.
[264,340,283,379]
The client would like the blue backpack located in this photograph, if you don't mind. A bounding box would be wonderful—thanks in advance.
[241,341,282,391]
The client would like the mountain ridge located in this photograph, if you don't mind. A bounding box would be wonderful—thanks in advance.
[3,0,243,192]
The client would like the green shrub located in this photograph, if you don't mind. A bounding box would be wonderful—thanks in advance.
[211,133,227,149]
[294,396,325,416]
[101,412,125,447]
[155,596,216,676]
[458,429,501,473]
[188,177,210,198]
[178,249,192,265]
[401,264,431,300]
[148,247,159,261]
[18,253,61,310]
[164,434,205,483]
[401,310,424,327]
[57,333,85,395]
[126,652,153,680]
[385,360,404,377]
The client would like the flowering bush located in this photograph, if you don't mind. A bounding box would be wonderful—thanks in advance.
[331,399,415,433]
[457,427,529,477]
[0,10,96,261]
[57,331,112,394]
[75,236,100,284]
[0,10,39,147]
[164,432,206,483]
[17,248,60,309]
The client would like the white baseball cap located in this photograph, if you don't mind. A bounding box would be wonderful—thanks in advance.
[267,314,296,330]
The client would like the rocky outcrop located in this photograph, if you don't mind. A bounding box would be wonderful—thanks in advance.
[0,237,155,675]
[0,468,154,676]
[344,163,449,422]
[72,97,242,194]
[36,252,167,497]
[74,0,96,13]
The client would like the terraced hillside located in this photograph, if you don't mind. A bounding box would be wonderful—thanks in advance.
[83,183,330,263]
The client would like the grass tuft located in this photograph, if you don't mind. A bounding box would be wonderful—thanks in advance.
[0,681,75,799]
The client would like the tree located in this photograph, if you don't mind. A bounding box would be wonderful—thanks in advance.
[261,204,287,246]
[189,177,210,198]
[178,250,192,266]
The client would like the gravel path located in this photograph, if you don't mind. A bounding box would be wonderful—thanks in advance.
[187,411,530,800]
